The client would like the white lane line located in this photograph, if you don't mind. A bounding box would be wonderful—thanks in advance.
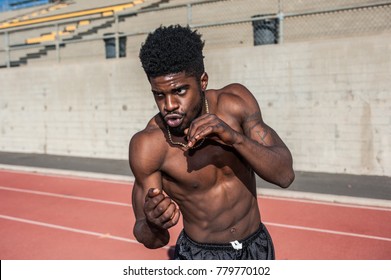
[258,195,391,212]
[258,189,391,210]
[0,164,134,185]
[264,222,391,242]
[0,186,132,207]
[1,213,389,250]
[0,214,171,250]
[0,214,138,243]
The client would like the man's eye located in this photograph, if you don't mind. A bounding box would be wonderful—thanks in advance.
[153,92,164,97]
[177,88,186,95]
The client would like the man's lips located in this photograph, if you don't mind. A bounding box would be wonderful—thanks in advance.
[164,113,184,127]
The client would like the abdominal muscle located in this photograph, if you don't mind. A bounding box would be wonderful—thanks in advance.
[160,137,261,244]
[163,172,261,244]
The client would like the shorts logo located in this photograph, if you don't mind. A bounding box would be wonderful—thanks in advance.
[230,240,243,250]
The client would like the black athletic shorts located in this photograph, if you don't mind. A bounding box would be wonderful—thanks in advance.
[173,223,275,260]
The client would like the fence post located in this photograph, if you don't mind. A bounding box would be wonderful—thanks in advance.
[4,31,10,68]
[278,12,284,44]
[187,3,192,26]
[55,23,60,62]
[278,0,284,43]
[115,15,119,59]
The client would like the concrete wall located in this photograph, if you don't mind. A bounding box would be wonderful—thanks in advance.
[205,34,390,176]
[0,33,390,176]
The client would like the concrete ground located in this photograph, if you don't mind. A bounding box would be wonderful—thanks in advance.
[0,151,390,206]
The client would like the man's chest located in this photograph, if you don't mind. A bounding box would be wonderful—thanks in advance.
[161,141,240,189]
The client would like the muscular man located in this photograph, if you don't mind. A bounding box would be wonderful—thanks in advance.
[129,25,294,260]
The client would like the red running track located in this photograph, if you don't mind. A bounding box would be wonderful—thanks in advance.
[0,169,390,260]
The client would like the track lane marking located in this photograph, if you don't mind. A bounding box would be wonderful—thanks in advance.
[259,194,391,211]
[0,214,138,243]
[0,186,132,207]
[264,222,391,242]
[2,186,390,240]
[0,214,171,250]
[2,182,389,212]
[2,169,390,243]
[0,166,133,185]
[1,212,389,246]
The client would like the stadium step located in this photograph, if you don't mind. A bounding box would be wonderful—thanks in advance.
[12,43,65,66]
[9,15,115,66]
[63,19,115,41]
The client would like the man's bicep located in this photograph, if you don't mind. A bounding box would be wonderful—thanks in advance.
[229,85,280,147]
[131,171,162,220]
[242,111,279,147]
[129,133,163,219]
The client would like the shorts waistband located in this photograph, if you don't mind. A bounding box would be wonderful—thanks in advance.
[181,223,267,250]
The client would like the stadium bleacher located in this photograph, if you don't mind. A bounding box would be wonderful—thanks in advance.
[0,0,51,13]
[0,0,166,67]
[0,0,274,67]
[1,0,390,68]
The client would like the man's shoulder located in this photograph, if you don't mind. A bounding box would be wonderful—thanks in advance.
[129,116,167,174]
[134,120,159,137]
[216,83,252,97]
[210,83,254,102]
[130,115,166,150]
[209,83,257,111]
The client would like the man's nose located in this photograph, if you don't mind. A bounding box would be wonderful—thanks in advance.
[165,95,179,112]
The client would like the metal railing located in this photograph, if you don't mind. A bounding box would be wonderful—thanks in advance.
[1,0,391,68]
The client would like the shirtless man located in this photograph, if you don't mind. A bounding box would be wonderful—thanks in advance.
[129,25,294,260]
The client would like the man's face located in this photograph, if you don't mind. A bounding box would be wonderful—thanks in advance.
[149,71,208,135]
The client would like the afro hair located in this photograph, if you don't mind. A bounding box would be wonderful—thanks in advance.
[139,25,205,79]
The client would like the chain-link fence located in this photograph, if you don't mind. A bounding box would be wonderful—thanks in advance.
[282,0,391,42]
[148,0,391,49]
[1,0,391,67]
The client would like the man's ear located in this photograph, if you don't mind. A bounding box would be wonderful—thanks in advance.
[200,72,208,91]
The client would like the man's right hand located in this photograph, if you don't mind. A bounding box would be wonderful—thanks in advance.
[144,188,180,229]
